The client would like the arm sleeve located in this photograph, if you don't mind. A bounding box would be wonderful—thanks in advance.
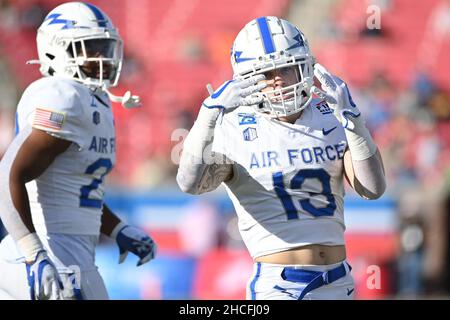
[211,112,228,156]
[344,117,386,199]
[0,126,34,241]
[351,152,386,199]
[176,107,232,194]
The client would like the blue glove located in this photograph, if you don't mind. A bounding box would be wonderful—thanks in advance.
[114,224,157,266]
[26,250,64,300]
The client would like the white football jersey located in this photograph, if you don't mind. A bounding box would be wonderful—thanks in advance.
[212,99,348,259]
[12,76,116,236]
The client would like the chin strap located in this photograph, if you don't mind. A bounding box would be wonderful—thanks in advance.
[26,60,41,65]
[103,86,141,109]
[26,59,141,109]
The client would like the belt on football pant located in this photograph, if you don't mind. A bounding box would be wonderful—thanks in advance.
[280,261,352,300]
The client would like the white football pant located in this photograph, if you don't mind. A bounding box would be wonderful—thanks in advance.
[247,260,355,300]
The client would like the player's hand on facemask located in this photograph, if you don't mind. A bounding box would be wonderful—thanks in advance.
[311,63,362,130]
[202,75,267,112]
[115,225,157,267]
[26,250,64,300]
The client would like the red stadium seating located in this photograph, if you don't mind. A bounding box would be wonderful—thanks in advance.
[318,0,450,92]
[1,0,448,184]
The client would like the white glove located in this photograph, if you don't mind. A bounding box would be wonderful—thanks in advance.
[18,233,81,300]
[26,250,64,300]
[113,223,157,266]
[311,63,362,130]
[202,75,267,112]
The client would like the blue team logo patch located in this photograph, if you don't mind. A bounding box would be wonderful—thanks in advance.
[316,101,333,115]
[93,111,100,125]
[238,113,257,125]
[243,127,258,141]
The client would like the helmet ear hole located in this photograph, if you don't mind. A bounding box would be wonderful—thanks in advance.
[45,53,55,60]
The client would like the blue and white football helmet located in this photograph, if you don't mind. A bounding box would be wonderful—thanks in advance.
[34,2,123,90]
[231,17,315,117]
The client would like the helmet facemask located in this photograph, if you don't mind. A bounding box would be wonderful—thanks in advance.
[254,56,314,118]
[66,36,123,89]
[31,2,140,107]
[231,17,315,118]
[33,2,124,90]
[236,53,314,118]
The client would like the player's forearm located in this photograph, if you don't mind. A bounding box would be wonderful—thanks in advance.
[0,173,38,254]
[0,128,38,242]
[0,160,43,261]
[101,204,123,237]
[177,157,233,195]
[344,120,386,199]
[8,175,37,234]
[181,106,221,158]
[176,107,230,194]
[4,154,53,263]
[5,178,47,263]
[350,150,386,199]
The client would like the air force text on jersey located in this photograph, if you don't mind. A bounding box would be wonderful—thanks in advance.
[88,136,116,154]
[249,142,346,169]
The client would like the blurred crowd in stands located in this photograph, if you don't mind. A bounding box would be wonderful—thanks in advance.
[0,0,449,299]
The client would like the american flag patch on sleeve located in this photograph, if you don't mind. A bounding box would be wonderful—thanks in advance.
[33,108,65,130]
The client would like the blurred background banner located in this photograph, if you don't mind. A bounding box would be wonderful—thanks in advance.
[1,0,450,299]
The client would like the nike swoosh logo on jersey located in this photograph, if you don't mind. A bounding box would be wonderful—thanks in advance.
[347,288,354,296]
[322,126,337,136]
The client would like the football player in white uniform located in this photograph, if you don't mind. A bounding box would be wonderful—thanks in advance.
[0,2,156,300]
[177,16,386,300]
